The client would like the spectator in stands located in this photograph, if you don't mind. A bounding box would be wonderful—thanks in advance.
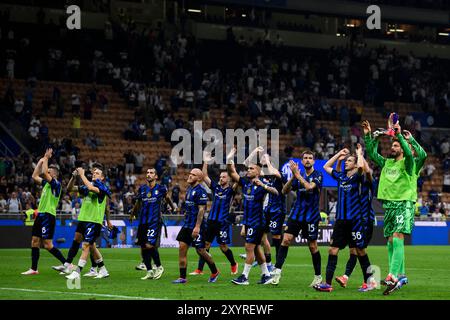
[418,174,425,192]
[98,89,108,112]
[168,154,178,175]
[154,154,166,177]
[419,202,430,220]
[152,119,162,141]
[424,163,436,181]
[443,155,450,172]
[72,112,81,138]
[84,133,96,150]
[404,113,415,130]
[71,202,81,220]
[160,170,172,187]
[431,208,442,222]
[171,183,180,208]
[415,120,422,141]
[443,172,450,193]
[429,189,440,204]
[138,122,147,141]
[14,97,24,116]
[28,123,39,140]
[114,173,125,191]
[83,96,93,120]
[0,195,7,212]
[6,192,21,213]
[123,195,134,215]
[124,150,135,174]
[134,152,145,174]
[39,122,49,144]
[71,93,80,113]
[441,138,450,158]
[61,195,72,214]
[125,172,137,187]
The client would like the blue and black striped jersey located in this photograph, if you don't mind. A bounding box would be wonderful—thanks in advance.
[289,170,323,223]
[136,183,168,225]
[207,180,234,223]
[331,169,362,221]
[239,177,269,228]
[183,184,208,229]
[264,175,286,216]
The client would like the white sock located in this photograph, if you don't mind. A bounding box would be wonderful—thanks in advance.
[267,262,272,267]
[78,259,86,268]
[260,263,270,276]
[99,266,107,273]
[243,263,252,278]
[64,262,70,267]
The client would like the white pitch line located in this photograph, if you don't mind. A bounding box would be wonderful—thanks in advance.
[0,287,166,300]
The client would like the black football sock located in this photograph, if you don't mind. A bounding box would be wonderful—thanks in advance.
[180,267,187,279]
[66,240,80,264]
[149,247,162,267]
[197,248,208,271]
[153,248,161,266]
[90,253,98,268]
[272,238,281,258]
[345,254,358,277]
[265,253,272,264]
[326,254,338,285]
[31,247,40,271]
[358,254,372,283]
[311,251,321,276]
[48,247,66,264]
[142,249,152,270]
[205,260,218,274]
[221,248,237,266]
[275,245,289,269]
[96,259,105,268]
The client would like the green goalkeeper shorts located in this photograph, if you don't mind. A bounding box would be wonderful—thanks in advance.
[383,200,415,238]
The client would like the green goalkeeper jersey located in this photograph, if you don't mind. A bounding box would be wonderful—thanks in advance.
[364,133,415,201]
[408,135,427,201]
[38,179,62,216]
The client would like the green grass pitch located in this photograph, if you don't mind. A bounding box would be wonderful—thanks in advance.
[0,246,448,300]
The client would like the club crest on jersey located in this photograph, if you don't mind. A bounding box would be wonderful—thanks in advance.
[247,188,251,194]
[147,192,152,197]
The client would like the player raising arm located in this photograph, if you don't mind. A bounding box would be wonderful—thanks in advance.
[22,149,67,275]
[227,147,279,285]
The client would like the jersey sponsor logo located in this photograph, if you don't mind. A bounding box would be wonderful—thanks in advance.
[385,167,401,180]
[243,194,255,201]
[340,183,353,192]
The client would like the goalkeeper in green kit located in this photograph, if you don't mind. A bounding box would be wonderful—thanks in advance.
[362,119,427,295]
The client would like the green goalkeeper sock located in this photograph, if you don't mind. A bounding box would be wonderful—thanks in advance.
[389,237,404,278]
[399,253,405,275]
[387,241,393,269]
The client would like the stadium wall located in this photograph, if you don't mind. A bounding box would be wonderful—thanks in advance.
[0,219,448,248]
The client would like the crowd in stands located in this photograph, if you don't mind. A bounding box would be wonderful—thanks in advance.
[0,10,449,220]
